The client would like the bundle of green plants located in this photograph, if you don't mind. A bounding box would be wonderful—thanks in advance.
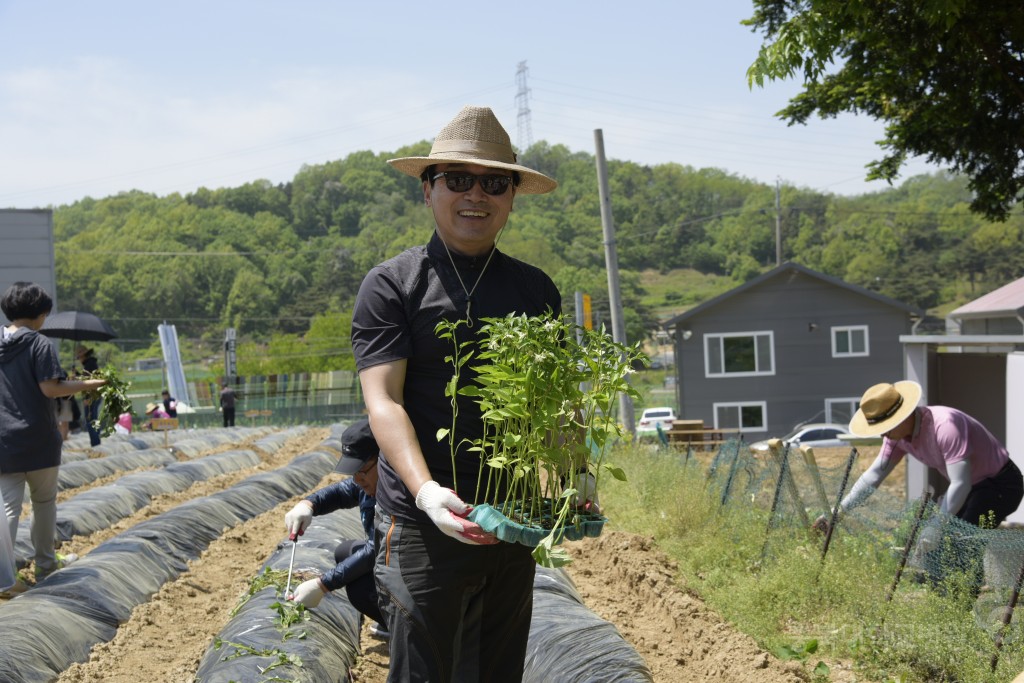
[436,313,647,567]
[83,364,135,437]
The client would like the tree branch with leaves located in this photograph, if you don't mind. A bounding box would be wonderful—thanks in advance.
[745,0,1024,221]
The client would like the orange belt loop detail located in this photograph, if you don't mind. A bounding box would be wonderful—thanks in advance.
[385,518,396,566]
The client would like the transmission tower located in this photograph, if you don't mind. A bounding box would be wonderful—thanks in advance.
[515,61,534,152]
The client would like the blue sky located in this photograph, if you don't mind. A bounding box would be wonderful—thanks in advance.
[0,1,940,208]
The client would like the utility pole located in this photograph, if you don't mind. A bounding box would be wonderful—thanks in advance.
[224,327,237,384]
[515,61,534,152]
[775,177,782,266]
[593,129,635,436]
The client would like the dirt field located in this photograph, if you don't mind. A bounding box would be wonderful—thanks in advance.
[27,432,881,682]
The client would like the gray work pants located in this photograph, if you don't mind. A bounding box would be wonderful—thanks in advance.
[0,466,60,573]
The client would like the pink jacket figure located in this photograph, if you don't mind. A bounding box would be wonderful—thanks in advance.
[114,412,133,435]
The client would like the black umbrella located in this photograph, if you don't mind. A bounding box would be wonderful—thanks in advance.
[40,311,118,342]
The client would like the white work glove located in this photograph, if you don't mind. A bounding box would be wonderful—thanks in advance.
[415,480,495,545]
[571,472,600,514]
[284,500,314,539]
[288,578,326,608]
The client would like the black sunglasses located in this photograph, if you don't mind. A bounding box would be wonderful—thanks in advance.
[432,171,514,196]
[354,458,377,476]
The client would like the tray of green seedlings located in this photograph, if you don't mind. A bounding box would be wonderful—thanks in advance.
[437,313,645,568]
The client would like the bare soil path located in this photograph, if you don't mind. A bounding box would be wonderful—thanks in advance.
[49,432,869,682]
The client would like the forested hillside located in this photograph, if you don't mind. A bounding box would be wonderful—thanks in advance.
[52,140,1024,366]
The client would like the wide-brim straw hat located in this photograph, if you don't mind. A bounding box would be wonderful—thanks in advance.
[145,402,160,415]
[387,106,557,195]
[848,381,922,437]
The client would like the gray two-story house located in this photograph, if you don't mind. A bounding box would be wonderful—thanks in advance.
[664,262,922,439]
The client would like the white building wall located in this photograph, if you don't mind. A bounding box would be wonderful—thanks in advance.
[0,209,56,322]
[1007,352,1024,523]
[901,336,1024,524]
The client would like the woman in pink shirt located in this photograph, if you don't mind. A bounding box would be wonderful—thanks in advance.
[141,402,170,431]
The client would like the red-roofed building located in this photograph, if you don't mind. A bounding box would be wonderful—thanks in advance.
[947,277,1024,335]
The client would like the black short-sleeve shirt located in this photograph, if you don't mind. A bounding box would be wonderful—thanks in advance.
[352,232,562,522]
[0,327,64,472]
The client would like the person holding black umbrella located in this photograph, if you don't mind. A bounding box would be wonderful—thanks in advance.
[0,282,106,591]
[37,311,116,447]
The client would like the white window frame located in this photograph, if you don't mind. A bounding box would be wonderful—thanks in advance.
[713,401,768,434]
[825,397,861,426]
[704,331,776,378]
[831,325,870,358]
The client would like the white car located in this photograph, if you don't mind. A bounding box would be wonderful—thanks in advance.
[748,422,852,453]
[636,407,676,438]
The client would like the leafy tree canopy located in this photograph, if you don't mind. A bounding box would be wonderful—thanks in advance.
[50,140,1024,374]
[745,0,1024,220]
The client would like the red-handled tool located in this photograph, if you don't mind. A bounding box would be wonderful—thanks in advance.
[285,532,298,597]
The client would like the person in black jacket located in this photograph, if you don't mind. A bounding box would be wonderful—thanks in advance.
[74,345,102,446]
[160,390,178,418]
[218,382,236,427]
[283,418,388,638]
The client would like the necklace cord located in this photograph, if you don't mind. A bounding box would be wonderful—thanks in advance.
[439,228,503,328]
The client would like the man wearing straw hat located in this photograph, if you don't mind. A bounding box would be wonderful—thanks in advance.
[814,381,1023,591]
[815,381,1022,530]
[352,106,597,682]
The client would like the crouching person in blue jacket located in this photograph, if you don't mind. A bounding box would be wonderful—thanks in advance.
[284,417,388,639]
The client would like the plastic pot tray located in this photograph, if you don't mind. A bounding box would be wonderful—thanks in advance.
[468,502,607,547]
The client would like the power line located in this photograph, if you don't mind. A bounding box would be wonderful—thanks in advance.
[103,316,329,321]
[56,249,302,256]
[0,85,513,203]
[617,207,750,242]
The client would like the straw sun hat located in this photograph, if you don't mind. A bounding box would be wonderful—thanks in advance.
[848,381,922,437]
[387,106,557,195]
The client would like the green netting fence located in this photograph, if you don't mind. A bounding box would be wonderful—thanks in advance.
[655,438,1024,680]
[126,370,366,428]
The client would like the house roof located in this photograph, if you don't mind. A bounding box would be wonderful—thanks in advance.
[948,276,1024,321]
[663,262,922,328]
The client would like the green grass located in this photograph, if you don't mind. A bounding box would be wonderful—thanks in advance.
[626,368,674,415]
[600,443,1024,682]
[637,267,736,321]
[123,365,219,395]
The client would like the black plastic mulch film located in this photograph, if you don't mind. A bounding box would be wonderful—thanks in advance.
[194,518,652,683]
[0,431,336,683]
[2,424,650,683]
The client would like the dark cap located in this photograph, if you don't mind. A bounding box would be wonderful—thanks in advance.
[335,418,380,474]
